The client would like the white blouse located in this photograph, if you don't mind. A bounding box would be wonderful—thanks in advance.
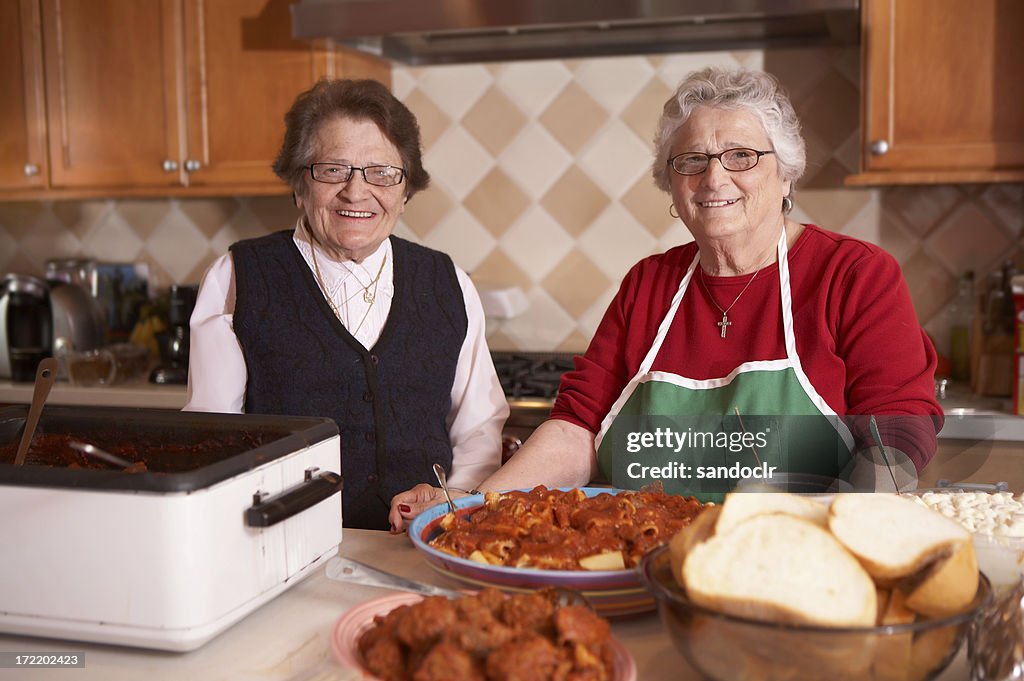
[184,221,508,491]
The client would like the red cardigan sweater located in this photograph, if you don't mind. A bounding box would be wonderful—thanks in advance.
[550,225,943,470]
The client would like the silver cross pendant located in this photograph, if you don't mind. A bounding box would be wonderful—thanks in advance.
[717,312,732,338]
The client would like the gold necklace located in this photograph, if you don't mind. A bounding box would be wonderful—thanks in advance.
[698,251,773,339]
[310,244,388,335]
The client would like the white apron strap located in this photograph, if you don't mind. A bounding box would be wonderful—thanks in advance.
[595,253,699,448]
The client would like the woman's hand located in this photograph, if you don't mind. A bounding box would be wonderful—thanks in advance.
[388,484,454,534]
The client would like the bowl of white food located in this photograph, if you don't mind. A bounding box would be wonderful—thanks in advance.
[907,488,1024,594]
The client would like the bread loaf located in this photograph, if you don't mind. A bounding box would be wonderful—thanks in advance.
[683,513,878,627]
[714,491,828,534]
[828,493,970,582]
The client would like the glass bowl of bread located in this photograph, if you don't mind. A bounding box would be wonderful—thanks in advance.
[641,492,992,681]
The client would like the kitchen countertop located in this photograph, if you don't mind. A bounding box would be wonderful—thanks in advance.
[0,529,972,681]
[1,376,1021,440]
[0,378,187,410]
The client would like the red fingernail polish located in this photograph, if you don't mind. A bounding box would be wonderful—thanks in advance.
[399,504,411,513]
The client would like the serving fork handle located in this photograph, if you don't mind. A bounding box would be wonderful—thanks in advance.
[325,556,463,599]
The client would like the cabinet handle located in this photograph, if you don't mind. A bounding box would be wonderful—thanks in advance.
[184,159,201,172]
[162,159,179,172]
[23,163,40,176]
[870,140,890,155]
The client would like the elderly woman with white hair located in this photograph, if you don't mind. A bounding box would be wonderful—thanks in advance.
[390,67,943,529]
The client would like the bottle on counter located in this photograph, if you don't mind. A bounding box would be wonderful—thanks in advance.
[949,271,975,382]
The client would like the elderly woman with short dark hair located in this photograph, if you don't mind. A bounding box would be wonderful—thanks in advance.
[186,79,508,530]
[391,67,942,529]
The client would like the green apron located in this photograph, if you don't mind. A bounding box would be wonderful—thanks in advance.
[596,230,854,502]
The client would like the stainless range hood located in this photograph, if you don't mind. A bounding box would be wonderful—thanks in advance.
[291,0,860,65]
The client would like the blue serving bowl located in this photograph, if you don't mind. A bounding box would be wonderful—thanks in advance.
[408,487,658,616]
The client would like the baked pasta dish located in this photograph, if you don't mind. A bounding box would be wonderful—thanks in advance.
[358,587,615,681]
[429,486,704,570]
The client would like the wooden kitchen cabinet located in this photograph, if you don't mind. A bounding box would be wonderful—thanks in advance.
[847,0,1024,185]
[27,0,390,197]
[42,0,183,190]
[0,0,48,192]
[181,0,388,189]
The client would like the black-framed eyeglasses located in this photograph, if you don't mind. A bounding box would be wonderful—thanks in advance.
[668,148,776,176]
[307,162,406,187]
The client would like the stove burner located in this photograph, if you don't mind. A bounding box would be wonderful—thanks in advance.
[492,352,577,400]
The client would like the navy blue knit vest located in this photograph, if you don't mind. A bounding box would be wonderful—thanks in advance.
[230,231,466,529]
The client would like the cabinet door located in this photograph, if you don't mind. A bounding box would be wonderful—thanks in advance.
[42,0,183,188]
[0,0,48,192]
[860,0,1024,179]
[181,0,332,188]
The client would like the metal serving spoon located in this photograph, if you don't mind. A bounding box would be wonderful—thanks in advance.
[69,441,135,469]
[432,463,457,514]
[325,556,593,609]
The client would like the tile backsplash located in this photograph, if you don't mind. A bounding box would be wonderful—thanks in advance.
[0,47,1020,360]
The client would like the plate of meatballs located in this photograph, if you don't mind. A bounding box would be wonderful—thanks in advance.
[331,587,636,681]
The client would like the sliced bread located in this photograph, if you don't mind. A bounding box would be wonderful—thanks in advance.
[828,494,970,581]
[683,513,877,627]
[714,491,828,534]
[903,538,979,617]
[668,504,721,584]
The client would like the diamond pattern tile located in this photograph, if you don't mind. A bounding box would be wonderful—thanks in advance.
[793,71,859,151]
[402,88,452,151]
[538,83,609,155]
[541,166,610,237]
[19,213,83,269]
[577,120,651,199]
[840,195,919,264]
[621,175,676,239]
[146,209,213,283]
[885,185,966,237]
[791,187,872,235]
[470,248,532,292]
[0,201,48,234]
[494,60,573,117]
[463,86,527,157]
[621,79,672,149]
[2,47,1020,354]
[422,206,495,273]
[654,52,744,88]
[463,168,530,237]
[500,286,576,351]
[246,196,298,233]
[574,56,654,114]
[542,250,611,319]
[926,202,1013,276]
[415,64,492,120]
[979,184,1023,237]
[902,249,959,323]
[51,200,112,237]
[424,127,493,201]
[180,198,244,239]
[579,204,658,281]
[82,211,144,262]
[498,123,572,198]
[499,206,575,283]
[401,186,455,239]
[113,200,173,239]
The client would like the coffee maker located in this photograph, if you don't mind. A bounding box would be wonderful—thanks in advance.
[150,284,198,385]
[0,274,53,382]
